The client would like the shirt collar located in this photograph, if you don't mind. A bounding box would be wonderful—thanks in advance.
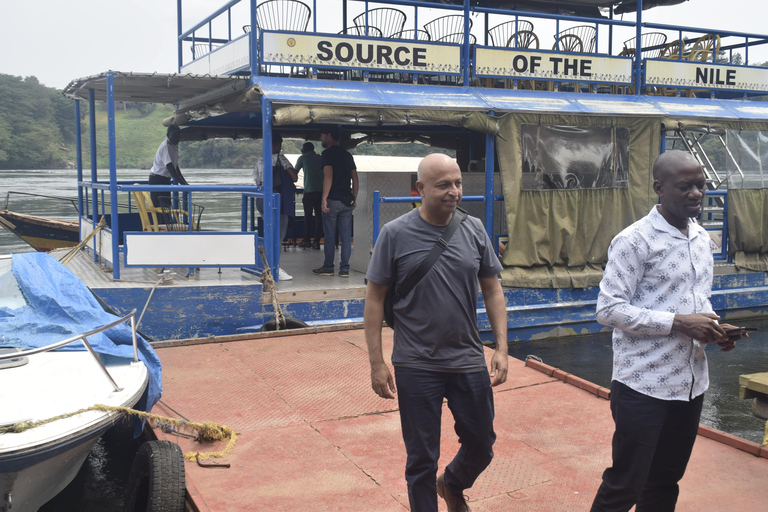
[649,204,703,241]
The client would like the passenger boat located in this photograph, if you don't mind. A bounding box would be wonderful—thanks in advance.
[0,253,162,511]
[56,0,768,342]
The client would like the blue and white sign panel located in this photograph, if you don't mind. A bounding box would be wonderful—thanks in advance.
[645,60,768,93]
[262,32,461,74]
[475,48,633,84]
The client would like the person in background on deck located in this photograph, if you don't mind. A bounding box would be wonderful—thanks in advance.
[254,132,298,281]
[295,141,324,250]
[364,153,508,512]
[148,124,188,217]
[590,150,745,512]
[312,127,358,278]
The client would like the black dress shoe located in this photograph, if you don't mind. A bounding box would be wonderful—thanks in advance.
[298,239,312,248]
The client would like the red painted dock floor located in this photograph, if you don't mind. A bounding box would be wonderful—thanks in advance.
[151,329,768,511]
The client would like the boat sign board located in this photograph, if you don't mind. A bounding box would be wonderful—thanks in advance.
[645,60,768,93]
[262,32,461,74]
[475,48,633,84]
[124,233,257,267]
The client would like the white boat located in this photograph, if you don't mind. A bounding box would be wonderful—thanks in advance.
[0,314,148,512]
[0,254,161,512]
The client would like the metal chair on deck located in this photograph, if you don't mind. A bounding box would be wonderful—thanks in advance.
[554,25,596,53]
[488,19,534,47]
[552,25,597,93]
[392,29,431,41]
[436,32,476,45]
[352,7,406,38]
[341,26,383,37]
[191,43,220,60]
[424,14,472,43]
[256,0,311,76]
[620,32,668,60]
[485,28,539,89]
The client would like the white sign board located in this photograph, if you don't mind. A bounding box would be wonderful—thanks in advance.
[262,32,461,74]
[475,48,633,84]
[125,233,257,267]
[645,60,768,92]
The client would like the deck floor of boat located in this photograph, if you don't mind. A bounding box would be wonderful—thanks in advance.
[151,329,768,512]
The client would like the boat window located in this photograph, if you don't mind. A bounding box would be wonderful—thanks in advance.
[726,130,768,189]
[520,125,630,190]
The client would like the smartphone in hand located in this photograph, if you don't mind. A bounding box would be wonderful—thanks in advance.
[724,327,758,336]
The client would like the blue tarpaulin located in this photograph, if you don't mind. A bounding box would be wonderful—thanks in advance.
[0,253,162,415]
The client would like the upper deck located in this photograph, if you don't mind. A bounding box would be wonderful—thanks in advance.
[178,0,768,100]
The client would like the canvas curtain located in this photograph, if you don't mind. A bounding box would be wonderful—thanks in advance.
[497,113,660,288]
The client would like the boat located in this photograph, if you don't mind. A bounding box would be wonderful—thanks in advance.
[52,0,768,341]
[0,192,80,253]
[0,253,163,512]
[0,210,79,253]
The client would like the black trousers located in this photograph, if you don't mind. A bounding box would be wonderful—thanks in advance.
[302,191,323,240]
[590,381,704,512]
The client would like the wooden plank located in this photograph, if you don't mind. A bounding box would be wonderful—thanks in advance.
[739,372,768,399]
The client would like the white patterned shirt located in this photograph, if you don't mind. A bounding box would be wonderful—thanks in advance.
[597,205,713,401]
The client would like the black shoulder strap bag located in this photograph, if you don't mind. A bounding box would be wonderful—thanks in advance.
[383,207,468,328]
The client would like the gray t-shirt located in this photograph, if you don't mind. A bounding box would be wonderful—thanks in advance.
[366,208,503,372]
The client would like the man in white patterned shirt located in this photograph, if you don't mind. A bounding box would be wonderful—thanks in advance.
[590,150,743,512]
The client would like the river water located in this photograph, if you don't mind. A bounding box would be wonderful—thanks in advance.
[2,169,767,509]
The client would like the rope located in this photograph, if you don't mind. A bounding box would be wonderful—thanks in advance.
[59,217,107,265]
[258,246,285,330]
[0,404,237,462]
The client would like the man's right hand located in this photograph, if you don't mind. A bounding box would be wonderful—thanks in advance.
[370,361,396,399]
[673,312,727,343]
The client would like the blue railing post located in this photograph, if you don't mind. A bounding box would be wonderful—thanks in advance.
[89,88,98,264]
[75,99,83,242]
[177,0,183,71]
[261,95,280,278]
[634,0,642,94]
[107,72,120,280]
[463,0,470,87]
[372,190,381,247]
[484,114,495,243]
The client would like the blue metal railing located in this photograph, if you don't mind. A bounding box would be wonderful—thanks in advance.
[371,191,504,247]
[371,189,731,262]
[703,190,729,261]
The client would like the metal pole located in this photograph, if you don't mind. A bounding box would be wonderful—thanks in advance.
[75,100,83,246]
[372,190,381,246]
[89,89,98,264]
[261,95,278,276]
[484,113,495,243]
[463,0,470,87]
[107,72,120,280]
[634,0,642,94]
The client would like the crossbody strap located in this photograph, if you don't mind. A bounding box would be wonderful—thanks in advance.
[394,207,468,300]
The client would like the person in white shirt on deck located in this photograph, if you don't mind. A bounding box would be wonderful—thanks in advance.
[148,125,188,219]
[590,150,745,512]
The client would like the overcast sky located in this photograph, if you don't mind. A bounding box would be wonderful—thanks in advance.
[1,0,765,90]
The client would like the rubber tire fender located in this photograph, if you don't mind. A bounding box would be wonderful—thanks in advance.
[260,316,309,332]
[124,440,186,512]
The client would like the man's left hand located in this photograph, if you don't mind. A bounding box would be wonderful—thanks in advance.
[714,323,744,352]
[489,350,508,387]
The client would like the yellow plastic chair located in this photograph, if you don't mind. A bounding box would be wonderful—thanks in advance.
[132,190,163,232]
